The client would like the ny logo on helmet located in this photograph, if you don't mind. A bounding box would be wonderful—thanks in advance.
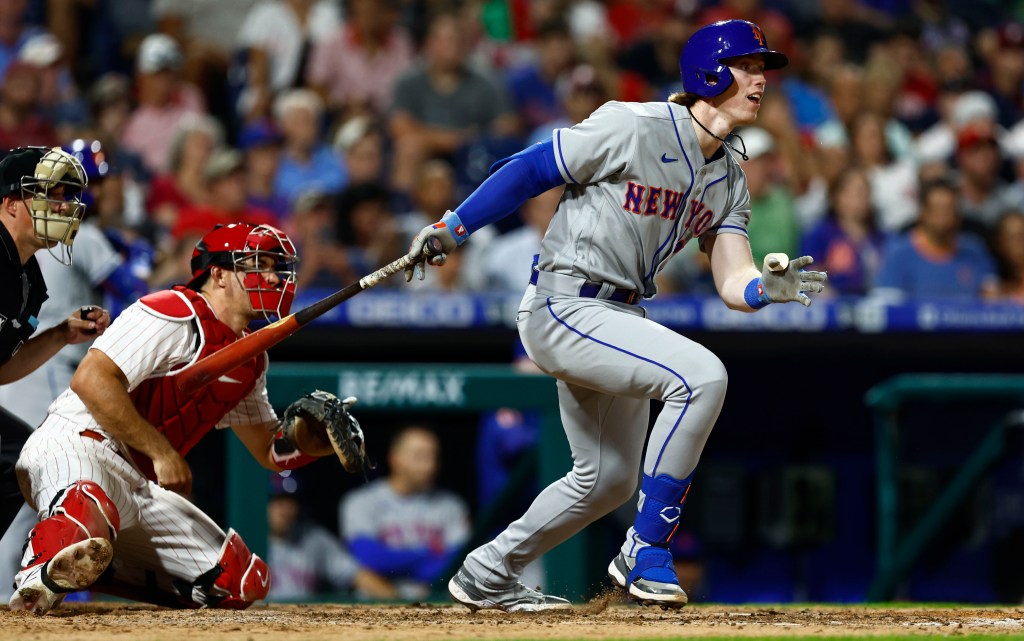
[751,24,766,47]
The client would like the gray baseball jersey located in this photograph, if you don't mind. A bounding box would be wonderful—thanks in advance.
[544,100,751,297]
[340,478,469,599]
[461,101,744,587]
[268,524,360,600]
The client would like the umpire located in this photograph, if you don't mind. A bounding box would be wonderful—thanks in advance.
[0,146,110,534]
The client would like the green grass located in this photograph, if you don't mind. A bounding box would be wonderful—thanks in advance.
[504,637,1005,641]
[656,602,1014,609]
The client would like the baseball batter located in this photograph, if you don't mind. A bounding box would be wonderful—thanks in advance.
[405,20,827,611]
[8,223,367,615]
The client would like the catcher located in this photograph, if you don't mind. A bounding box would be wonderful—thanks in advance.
[9,222,369,615]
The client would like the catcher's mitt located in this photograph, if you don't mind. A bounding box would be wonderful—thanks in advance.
[281,390,369,473]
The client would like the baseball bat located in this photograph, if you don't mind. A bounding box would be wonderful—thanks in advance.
[174,237,443,396]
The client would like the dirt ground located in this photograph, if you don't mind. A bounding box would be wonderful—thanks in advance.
[3,598,1024,641]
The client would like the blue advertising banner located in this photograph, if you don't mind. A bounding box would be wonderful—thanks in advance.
[288,289,1024,333]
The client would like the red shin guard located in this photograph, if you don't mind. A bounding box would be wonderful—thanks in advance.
[22,481,120,571]
[208,528,270,609]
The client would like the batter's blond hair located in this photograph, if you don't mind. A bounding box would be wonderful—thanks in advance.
[668,92,700,107]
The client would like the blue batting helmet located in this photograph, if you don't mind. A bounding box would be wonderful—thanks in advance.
[62,139,111,207]
[62,139,110,183]
[680,20,788,98]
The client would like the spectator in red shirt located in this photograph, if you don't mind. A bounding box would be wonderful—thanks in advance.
[146,114,222,233]
[0,61,57,149]
[172,148,275,241]
[605,0,668,48]
[699,0,794,59]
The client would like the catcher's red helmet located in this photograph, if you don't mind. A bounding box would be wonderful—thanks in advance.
[188,223,299,321]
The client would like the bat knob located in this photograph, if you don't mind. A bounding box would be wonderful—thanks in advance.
[424,236,444,257]
[765,253,789,273]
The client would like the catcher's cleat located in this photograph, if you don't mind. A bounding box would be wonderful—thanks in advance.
[608,548,688,609]
[9,537,113,615]
[448,567,572,613]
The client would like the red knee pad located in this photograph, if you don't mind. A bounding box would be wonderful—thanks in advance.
[210,528,270,609]
[22,481,120,571]
[58,481,121,538]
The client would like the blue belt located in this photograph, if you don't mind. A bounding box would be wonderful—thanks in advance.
[529,256,641,305]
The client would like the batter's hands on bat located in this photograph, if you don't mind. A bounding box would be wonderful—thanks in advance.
[152,449,193,495]
[405,211,465,282]
[760,253,827,307]
[61,306,111,344]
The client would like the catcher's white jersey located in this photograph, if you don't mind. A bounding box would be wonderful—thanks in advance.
[544,101,752,297]
[14,295,276,602]
[44,300,276,439]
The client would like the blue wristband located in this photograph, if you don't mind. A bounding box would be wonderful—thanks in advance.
[439,211,470,245]
[743,277,772,310]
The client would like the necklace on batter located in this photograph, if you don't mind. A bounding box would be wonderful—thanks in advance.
[690,111,749,161]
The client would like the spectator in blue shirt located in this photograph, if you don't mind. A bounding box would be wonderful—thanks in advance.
[873,177,998,300]
[801,167,887,296]
[273,88,347,206]
[0,1,46,83]
[505,19,574,134]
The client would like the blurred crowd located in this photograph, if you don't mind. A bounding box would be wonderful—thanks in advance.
[6,0,1024,311]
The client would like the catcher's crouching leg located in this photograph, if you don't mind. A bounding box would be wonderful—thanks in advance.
[191,528,270,609]
[10,480,120,615]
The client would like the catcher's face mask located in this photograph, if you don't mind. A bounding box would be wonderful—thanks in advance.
[189,223,299,322]
[235,225,299,322]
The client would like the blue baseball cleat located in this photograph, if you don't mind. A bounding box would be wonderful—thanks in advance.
[608,547,688,609]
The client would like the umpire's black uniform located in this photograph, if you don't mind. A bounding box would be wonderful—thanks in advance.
[0,221,48,533]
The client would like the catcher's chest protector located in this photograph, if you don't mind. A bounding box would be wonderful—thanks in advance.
[128,287,264,480]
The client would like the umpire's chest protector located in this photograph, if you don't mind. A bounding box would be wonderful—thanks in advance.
[127,286,263,480]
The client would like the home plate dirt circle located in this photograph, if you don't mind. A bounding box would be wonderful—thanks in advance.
[3,601,1024,640]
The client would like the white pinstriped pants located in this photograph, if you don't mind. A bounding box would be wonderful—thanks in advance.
[14,415,228,597]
